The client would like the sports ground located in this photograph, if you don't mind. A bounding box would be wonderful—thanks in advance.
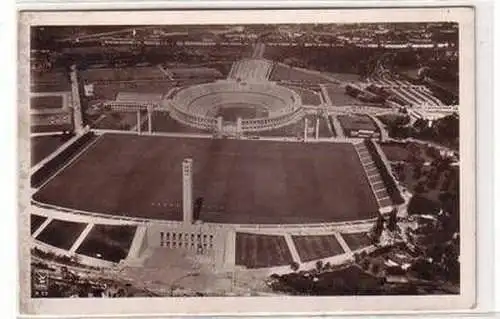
[33,134,379,224]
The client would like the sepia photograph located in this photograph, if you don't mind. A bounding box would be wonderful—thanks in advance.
[18,8,476,315]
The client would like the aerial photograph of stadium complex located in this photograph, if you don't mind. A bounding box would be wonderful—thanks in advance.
[28,22,460,298]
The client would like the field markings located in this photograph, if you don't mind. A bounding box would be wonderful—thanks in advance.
[32,217,53,239]
[284,234,302,264]
[69,223,95,253]
[34,134,105,193]
[333,232,352,254]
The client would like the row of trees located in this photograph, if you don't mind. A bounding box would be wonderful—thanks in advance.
[383,114,459,151]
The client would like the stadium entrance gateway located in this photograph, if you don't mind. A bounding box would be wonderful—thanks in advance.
[143,223,234,271]
[132,158,235,271]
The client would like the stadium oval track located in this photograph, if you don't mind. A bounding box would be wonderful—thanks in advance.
[170,80,304,132]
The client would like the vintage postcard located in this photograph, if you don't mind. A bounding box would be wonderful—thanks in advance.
[18,7,476,316]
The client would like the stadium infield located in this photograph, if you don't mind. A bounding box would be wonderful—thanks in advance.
[33,134,379,224]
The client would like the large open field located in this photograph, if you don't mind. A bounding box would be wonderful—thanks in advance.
[235,233,293,268]
[33,134,378,224]
[292,234,345,262]
[269,64,333,84]
[324,85,362,106]
[76,224,137,262]
[30,71,71,93]
[30,96,64,110]
[35,219,87,250]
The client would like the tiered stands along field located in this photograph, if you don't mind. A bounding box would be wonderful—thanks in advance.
[33,134,379,224]
[292,234,345,262]
[31,132,97,188]
[31,134,73,167]
[30,95,64,110]
[235,233,293,268]
[35,219,87,250]
[284,85,322,106]
[30,71,71,93]
[341,232,373,251]
[30,214,47,234]
[269,64,333,84]
[324,85,362,106]
[76,224,137,262]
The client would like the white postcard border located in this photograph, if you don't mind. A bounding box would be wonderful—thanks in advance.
[18,7,476,316]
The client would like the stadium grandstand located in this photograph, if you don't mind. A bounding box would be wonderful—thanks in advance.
[369,78,446,107]
[103,92,165,111]
[228,59,274,82]
[170,80,303,133]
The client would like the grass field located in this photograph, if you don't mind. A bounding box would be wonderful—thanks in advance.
[33,134,378,224]
[269,64,332,84]
[35,219,87,250]
[89,81,177,101]
[213,104,268,122]
[292,234,345,262]
[168,67,223,79]
[256,120,305,138]
[90,111,141,131]
[76,224,137,262]
[149,111,211,134]
[30,96,64,110]
[325,85,361,106]
[80,66,167,82]
[337,114,378,133]
[31,134,73,166]
[341,232,373,251]
[235,233,293,268]
[379,143,413,162]
[30,71,71,92]
[31,124,73,134]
